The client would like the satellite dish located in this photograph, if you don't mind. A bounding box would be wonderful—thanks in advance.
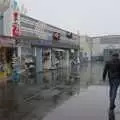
[0,0,10,13]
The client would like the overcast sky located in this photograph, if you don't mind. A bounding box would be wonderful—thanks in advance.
[20,0,120,36]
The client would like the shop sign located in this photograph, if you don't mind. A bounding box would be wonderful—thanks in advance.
[12,23,20,36]
[53,32,60,40]
[66,32,72,39]
[12,11,20,37]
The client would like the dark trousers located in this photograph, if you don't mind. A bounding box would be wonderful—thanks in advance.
[109,78,120,109]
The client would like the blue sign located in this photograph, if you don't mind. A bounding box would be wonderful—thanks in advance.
[32,39,52,47]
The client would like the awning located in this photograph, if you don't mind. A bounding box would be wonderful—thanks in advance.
[0,37,15,47]
[53,48,65,52]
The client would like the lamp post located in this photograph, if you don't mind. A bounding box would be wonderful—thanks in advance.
[86,37,93,84]
[87,37,93,62]
[90,39,93,62]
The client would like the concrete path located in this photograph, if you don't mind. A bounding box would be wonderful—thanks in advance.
[43,86,120,120]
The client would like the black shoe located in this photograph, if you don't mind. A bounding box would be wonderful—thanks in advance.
[109,110,115,120]
[110,104,116,110]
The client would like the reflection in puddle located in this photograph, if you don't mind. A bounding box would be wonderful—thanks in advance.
[0,63,104,120]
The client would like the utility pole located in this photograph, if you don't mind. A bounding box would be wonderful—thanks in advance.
[88,37,93,84]
[77,30,80,62]
[88,37,93,62]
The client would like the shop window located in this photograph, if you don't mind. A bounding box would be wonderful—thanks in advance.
[54,51,65,60]
[43,49,50,62]
[0,47,14,78]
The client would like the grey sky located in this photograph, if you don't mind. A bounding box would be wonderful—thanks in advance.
[20,0,120,36]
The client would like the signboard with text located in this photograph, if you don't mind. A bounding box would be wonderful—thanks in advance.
[12,11,20,37]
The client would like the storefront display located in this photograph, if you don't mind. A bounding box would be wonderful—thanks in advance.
[0,47,13,79]
[0,37,15,80]
[52,49,66,68]
[43,48,51,69]
[24,56,36,79]
[11,52,21,83]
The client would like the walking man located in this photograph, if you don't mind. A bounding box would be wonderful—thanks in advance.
[103,53,120,110]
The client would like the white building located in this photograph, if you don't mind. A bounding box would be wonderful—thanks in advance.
[80,35,91,61]
[92,35,120,61]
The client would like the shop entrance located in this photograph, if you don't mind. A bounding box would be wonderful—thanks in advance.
[0,47,15,79]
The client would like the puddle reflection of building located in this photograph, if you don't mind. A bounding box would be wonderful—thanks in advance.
[71,65,80,78]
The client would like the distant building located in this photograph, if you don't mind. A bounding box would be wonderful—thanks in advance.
[80,35,91,61]
[92,35,120,61]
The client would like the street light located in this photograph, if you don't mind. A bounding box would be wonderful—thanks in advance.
[87,37,93,62]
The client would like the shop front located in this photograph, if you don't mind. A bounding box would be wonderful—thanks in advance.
[42,48,51,70]
[52,38,79,69]
[31,39,52,71]
[51,48,66,69]
[0,37,15,81]
[16,39,34,64]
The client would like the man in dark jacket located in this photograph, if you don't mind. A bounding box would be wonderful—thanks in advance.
[103,53,120,110]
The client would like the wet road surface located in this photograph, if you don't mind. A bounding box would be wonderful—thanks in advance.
[43,86,108,120]
[0,62,120,120]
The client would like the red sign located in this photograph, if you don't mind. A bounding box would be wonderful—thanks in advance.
[12,24,20,36]
[12,11,20,37]
[53,32,60,40]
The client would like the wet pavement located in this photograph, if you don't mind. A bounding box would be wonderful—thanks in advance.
[0,62,120,120]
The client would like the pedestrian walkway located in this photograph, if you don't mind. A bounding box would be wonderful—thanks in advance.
[1,63,120,120]
[43,86,120,120]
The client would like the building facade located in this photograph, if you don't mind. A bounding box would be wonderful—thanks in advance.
[92,35,120,61]
[19,14,79,71]
[0,0,80,73]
